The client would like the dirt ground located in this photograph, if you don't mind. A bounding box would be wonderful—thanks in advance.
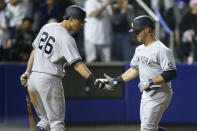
[0,123,197,131]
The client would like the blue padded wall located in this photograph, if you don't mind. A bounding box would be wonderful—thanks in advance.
[161,64,197,123]
[4,64,30,122]
[1,64,197,123]
[65,99,125,123]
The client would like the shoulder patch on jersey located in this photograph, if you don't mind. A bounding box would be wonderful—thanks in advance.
[137,48,141,52]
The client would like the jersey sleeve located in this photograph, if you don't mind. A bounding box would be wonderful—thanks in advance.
[62,36,82,65]
[130,49,139,70]
[32,26,44,49]
[159,48,176,71]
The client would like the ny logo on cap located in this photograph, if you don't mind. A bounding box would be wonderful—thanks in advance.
[132,22,134,28]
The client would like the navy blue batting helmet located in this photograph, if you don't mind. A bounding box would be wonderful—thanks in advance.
[129,15,155,32]
[63,5,86,23]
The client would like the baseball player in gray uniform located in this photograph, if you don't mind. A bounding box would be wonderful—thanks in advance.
[20,5,111,131]
[103,15,177,131]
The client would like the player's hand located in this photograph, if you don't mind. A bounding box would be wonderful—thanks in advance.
[20,72,31,87]
[104,73,124,87]
[138,79,153,92]
[104,73,117,87]
[94,79,114,91]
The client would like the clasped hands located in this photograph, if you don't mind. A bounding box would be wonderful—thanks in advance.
[94,73,121,91]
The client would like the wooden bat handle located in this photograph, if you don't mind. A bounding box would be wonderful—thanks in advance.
[25,87,36,131]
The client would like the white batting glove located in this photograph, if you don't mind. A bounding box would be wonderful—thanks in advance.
[104,73,124,87]
[138,79,153,92]
[20,72,31,87]
[95,79,114,91]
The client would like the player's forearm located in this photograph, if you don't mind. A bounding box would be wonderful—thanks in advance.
[152,70,177,85]
[121,68,139,82]
[26,50,35,74]
[152,75,166,85]
[73,61,92,79]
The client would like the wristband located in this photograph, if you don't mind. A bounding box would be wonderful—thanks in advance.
[148,79,153,86]
[114,76,124,84]
[87,74,96,86]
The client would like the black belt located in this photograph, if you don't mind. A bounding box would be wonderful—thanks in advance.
[145,87,160,92]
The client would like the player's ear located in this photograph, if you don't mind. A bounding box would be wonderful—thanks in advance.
[68,17,73,22]
[69,17,74,27]
[147,27,152,33]
[144,27,151,33]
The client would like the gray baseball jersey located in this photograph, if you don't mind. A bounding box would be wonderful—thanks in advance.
[130,40,175,130]
[28,23,82,130]
[32,23,82,78]
[130,40,176,88]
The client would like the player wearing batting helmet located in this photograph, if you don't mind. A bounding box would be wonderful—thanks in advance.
[99,15,177,131]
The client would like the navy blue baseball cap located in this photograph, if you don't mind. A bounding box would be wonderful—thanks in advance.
[129,15,155,32]
[63,5,86,23]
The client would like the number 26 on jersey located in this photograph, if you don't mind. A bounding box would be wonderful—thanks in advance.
[39,31,55,54]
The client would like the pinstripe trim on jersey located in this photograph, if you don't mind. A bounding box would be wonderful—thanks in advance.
[165,69,176,71]
[32,42,36,49]
[130,65,139,70]
[164,68,176,71]
[69,58,82,65]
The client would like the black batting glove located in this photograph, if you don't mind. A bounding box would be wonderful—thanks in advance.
[87,74,114,90]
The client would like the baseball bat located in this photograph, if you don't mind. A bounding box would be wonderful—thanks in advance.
[24,87,36,131]
[136,0,159,22]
